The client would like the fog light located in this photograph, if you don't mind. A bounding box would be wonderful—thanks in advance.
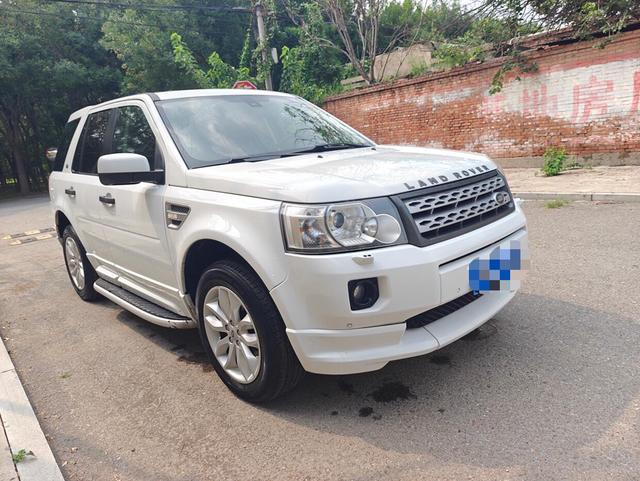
[348,278,379,311]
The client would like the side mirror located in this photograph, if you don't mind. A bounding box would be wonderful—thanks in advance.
[45,147,58,163]
[97,153,164,185]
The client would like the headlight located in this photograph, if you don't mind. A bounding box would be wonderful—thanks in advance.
[281,198,406,253]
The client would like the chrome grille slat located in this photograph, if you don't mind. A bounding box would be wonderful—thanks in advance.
[405,176,505,214]
[400,172,512,242]
[413,191,510,234]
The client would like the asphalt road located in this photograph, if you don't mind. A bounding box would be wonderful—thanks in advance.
[1,196,639,481]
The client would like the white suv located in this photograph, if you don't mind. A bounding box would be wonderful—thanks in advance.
[49,89,528,402]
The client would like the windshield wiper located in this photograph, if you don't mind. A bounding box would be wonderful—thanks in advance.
[222,154,282,164]
[221,143,371,164]
[280,143,371,157]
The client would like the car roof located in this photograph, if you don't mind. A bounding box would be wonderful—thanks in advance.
[68,89,295,122]
[153,88,293,100]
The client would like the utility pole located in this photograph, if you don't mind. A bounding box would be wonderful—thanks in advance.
[255,3,273,90]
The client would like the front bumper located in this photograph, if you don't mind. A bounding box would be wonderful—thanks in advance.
[286,290,515,375]
[270,206,528,375]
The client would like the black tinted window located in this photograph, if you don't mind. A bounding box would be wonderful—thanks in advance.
[75,110,110,174]
[53,119,80,172]
[112,106,158,169]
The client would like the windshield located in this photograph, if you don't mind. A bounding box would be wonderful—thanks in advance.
[156,94,373,168]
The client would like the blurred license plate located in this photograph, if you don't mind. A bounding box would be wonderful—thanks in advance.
[468,240,528,293]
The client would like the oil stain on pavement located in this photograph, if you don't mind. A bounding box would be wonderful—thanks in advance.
[429,354,451,365]
[176,351,213,372]
[369,381,416,403]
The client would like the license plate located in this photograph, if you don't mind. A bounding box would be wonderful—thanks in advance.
[468,240,527,293]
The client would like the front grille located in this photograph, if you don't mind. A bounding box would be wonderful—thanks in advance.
[395,171,514,246]
[406,292,482,329]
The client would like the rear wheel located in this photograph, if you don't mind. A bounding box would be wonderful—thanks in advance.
[196,259,303,402]
[62,225,99,301]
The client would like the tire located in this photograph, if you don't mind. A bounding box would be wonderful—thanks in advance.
[196,259,303,403]
[62,225,99,301]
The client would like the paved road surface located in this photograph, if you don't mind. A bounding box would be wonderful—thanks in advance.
[1,196,639,481]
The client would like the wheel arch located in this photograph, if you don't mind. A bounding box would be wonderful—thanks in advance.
[182,238,266,306]
[55,210,71,239]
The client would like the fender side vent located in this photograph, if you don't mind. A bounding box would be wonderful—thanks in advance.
[165,203,190,230]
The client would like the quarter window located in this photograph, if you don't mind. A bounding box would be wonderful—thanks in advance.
[112,106,159,170]
[53,119,80,172]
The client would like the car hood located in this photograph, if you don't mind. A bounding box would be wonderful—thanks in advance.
[185,145,499,203]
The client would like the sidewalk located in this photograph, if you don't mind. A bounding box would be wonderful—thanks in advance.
[0,338,65,481]
[505,166,640,202]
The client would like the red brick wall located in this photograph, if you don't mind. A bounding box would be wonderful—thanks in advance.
[324,29,640,167]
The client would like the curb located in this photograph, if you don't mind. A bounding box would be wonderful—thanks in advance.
[0,339,65,481]
[512,192,640,202]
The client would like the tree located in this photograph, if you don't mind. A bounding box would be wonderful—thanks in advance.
[279,44,342,104]
[282,0,479,85]
[500,0,639,35]
[101,1,250,93]
[284,0,388,85]
[170,33,255,88]
[0,1,121,194]
[438,0,639,92]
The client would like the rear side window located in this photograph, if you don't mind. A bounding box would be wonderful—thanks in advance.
[73,110,111,174]
[112,106,159,169]
[53,119,80,172]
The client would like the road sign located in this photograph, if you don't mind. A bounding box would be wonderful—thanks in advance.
[232,80,257,90]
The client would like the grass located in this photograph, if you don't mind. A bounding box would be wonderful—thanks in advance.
[545,199,571,209]
[12,449,34,464]
[565,161,593,170]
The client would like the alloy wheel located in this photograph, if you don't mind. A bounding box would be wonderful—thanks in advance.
[65,237,85,290]
[203,286,261,384]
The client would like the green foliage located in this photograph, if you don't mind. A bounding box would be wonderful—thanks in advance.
[0,1,121,193]
[433,15,539,85]
[409,61,430,77]
[101,11,190,94]
[280,45,343,104]
[170,33,254,89]
[531,0,639,37]
[490,51,539,94]
[378,0,427,48]
[12,449,34,464]
[101,1,247,93]
[542,147,568,176]
[545,199,570,209]
[479,1,638,94]
[434,41,488,69]
[239,22,253,72]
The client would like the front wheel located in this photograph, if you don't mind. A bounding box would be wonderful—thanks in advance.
[196,259,303,402]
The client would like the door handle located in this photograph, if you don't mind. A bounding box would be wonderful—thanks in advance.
[64,188,76,197]
[99,194,115,206]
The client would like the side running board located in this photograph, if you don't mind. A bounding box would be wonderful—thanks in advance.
[94,278,196,329]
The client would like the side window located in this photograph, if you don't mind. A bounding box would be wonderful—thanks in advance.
[112,106,159,170]
[73,110,110,174]
[53,119,80,172]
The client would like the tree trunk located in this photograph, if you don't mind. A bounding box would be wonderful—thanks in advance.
[13,148,30,195]
[0,107,31,195]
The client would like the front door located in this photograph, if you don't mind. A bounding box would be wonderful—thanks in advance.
[97,102,182,313]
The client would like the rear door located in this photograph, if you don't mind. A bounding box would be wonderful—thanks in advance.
[65,108,114,265]
[98,102,182,312]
